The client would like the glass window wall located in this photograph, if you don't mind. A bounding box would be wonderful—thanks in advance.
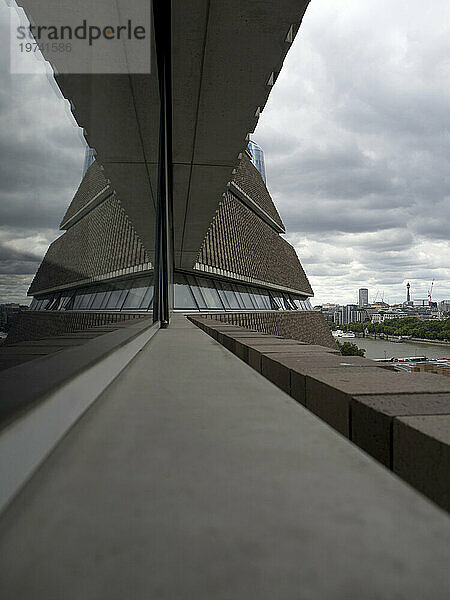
[105,289,129,310]
[217,282,241,309]
[122,285,150,310]
[235,285,256,309]
[30,274,312,314]
[174,274,197,309]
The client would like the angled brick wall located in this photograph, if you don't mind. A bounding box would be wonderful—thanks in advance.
[232,154,284,229]
[199,311,336,349]
[60,161,109,227]
[29,195,151,294]
[29,153,312,301]
[198,194,313,295]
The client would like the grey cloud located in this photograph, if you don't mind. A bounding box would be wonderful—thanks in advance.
[255,0,449,304]
[0,242,40,275]
[0,3,85,301]
[0,274,34,304]
[281,201,405,234]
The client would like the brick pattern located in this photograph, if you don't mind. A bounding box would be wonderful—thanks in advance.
[198,193,313,294]
[30,155,312,298]
[60,161,108,227]
[201,311,336,349]
[393,415,450,512]
[232,154,284,229]
[190,317,450,512]
[5,311,147,345]
[29,194,151,294]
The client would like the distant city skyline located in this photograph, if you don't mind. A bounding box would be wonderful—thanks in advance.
[313,282,444,308]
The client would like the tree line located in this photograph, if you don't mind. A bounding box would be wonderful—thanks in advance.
[343,317,450,341]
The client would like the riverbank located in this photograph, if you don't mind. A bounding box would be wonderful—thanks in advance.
[356,333,450,346]
[352,337,450,360]
[408,337,450,346]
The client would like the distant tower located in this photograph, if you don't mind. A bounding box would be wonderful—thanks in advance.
[248,139,266,183]
[82,147,95,177]
[406,282,411,303]
[358,288,368,307]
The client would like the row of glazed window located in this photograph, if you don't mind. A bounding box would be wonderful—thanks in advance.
[29,273,313,313]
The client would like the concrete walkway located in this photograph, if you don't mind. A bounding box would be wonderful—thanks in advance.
[0,316,449,598]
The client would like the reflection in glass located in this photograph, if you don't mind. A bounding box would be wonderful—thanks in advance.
[123,287,149,310]
[271,294,284,310]
[140,286,154,310]
[90,292,107,310]
[58,295,73,310]
[104,289,127,310]
[217,282,240,309]
[235,286,255,309]
[251,290,270,310]
[174,275,197,309]
[40,298,50,310]
[185,275,207,309]
[196,277,223,309]
[29,273,311,315]
[46,295,59,310]
[79,293,95,309]
[99,291,112,310]
[280,294,295,310]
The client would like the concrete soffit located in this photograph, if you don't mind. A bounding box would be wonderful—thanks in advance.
[16,0,310,272]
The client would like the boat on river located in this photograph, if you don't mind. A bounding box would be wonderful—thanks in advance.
[332,330,356,339]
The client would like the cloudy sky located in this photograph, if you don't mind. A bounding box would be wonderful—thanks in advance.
[0,1,86,304]
[255,0,449,306]
[0,0,448,306]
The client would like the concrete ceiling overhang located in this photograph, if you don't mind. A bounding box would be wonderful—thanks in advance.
[17,1,310,269]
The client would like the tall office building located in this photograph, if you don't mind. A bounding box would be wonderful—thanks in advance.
[358,288,369,307]
[248,139,266,183]
[82,147,95,177]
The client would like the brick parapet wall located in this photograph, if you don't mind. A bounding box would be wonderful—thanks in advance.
[199,311,337,350]
[189,316,450,512]
[5,311,147,345]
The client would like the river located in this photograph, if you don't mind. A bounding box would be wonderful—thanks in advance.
[351,337,450,360]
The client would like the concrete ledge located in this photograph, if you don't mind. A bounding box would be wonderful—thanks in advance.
[193,311,338,349]
[262,353,385,395]
[248,343,338,373]
[1,315,450,598]
[393,415,450,512]
[0,318,159,513]
[0,317,156,427]
[189,316,450,510]
[351,394,450,468]
[232,335,299,361]
[305,369,450,437]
